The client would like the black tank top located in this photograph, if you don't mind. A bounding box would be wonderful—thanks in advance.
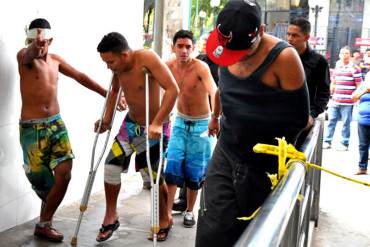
[218,41,309,172]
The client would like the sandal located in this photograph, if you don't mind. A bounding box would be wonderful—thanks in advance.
[147,223,173,242]
[96,220,120,242]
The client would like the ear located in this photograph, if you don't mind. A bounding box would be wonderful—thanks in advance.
[258,24,265,37]
[48,38,53,45]
[171,44,175,53]
[121,51,129,59]
[304,34,310,42]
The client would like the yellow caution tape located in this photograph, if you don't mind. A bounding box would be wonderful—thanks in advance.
[297,194,304,202]
[237,207,261,221]
[266,172,279,190]
[254,137,370,187]
[277,137,288,179]
[238,137,370,222]
[301,161,370,187]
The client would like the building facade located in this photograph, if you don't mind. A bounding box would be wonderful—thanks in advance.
[256,0,370,67]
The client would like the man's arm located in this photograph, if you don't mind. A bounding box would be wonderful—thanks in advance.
[275,47,305,90]
[330,78,336,95]
[310,57,330,118]
[17,43,38,65]
[94,74,120,133]
[17,29,46,65]
[208,89,221,136]
[56,54,107,97]
[352,72,370,102]
[143,50,179,128]
[276,47,309,127]
[354,66,363,88]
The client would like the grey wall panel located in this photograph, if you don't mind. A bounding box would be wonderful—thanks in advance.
[0,39,18,126]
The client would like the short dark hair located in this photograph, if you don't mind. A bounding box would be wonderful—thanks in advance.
[341,45,351,52]
[290,17,311,34]
[97,32,130,54]
[366,48,370,52]
[173,30,195,45]
[29,18,51,29]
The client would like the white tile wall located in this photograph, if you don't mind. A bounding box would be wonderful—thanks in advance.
[0,201,17,232]
[0,125,24,206]
[16,193,41,225]
[0,40,19,127]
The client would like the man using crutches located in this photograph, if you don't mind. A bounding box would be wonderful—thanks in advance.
[95,32,179,242]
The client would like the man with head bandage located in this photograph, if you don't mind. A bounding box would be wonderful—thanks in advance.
[16,18,117,242]
[24,18,53,47]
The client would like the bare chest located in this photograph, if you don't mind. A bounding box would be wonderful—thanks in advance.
[173,68,202,91]
[20,60,59,88]
[118,72,145,96]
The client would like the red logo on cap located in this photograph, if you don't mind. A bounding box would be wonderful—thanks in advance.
[213,24,232,58]
[216,24,232,47]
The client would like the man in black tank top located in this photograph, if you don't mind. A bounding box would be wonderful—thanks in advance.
[195,1,309,246]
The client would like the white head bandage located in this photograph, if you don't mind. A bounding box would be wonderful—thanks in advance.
[26,27,53,39]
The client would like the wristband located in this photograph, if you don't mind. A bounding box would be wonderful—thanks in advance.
[211,113,220,120]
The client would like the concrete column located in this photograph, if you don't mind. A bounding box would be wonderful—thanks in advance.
[161,0,185,61]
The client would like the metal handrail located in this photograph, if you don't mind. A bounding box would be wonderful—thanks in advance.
[235,117,324,247]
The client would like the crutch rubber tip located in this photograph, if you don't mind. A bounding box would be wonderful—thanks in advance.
[71,236,77,246]
[80,205,87,212]
[151,226,160,234]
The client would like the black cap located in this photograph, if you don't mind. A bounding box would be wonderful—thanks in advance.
[26,18,52,39]
[206,0,261,66]
[29,18,51,29]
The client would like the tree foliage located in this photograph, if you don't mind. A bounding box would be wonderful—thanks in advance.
[143,0,229,44]
[189,0,229,39]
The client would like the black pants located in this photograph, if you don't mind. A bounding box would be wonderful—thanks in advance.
[178,185,186,200]
[195,142,272,247]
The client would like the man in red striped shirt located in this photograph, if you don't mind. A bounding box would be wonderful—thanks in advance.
[323,46,362,151]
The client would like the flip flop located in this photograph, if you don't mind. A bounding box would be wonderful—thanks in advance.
[96,220,120,242]
[147,223,173,242]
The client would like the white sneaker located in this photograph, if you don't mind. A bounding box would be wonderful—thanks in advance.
[336,144,348,151]
[183,211,196,228]
[323,142,331,149]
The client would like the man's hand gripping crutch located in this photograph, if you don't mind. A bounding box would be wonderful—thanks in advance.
[71,73,123,246]
[143,67,165,246]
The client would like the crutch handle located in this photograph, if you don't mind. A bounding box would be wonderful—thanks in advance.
[142,66,153,77]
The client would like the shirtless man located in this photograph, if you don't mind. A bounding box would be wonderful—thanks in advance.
[164,30,217,228]
[195,1,309,246]
[17,18,109,242]
[95,32,179,242]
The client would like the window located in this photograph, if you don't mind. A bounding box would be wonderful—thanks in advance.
[266,0,290,10]
[327,0,364,66]
[256,0,309,40]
